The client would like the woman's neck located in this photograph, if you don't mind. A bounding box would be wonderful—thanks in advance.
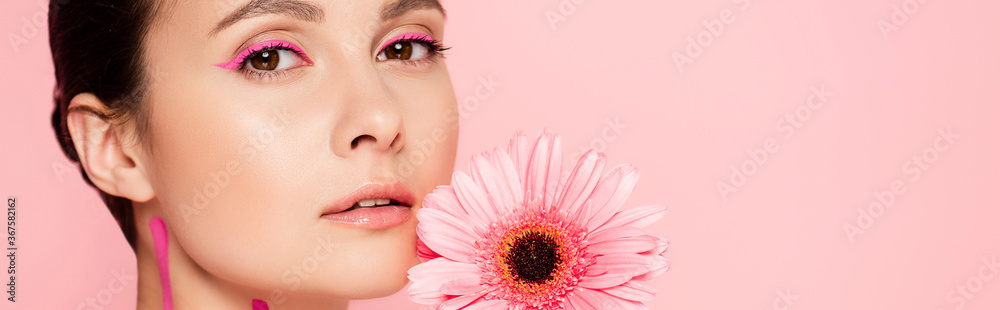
[133,211,349,310]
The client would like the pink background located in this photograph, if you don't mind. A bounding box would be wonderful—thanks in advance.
[3,0,1000,309]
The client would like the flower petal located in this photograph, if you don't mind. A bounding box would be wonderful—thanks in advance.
[408,259,479,305]
[579,272,632,289]
[585,164,639,231]
[438,293,485,310]
[469,154,513,214]
[490,147,524,206]
[595,205,667,233]
[579,288,648,310]
[525,129,563,207]
[408,258,479,282]
[591,253,652,277]
[424,187,467,219]
[417,208,479,242]
[566,292,594,310]
[570,199,594,227]
[641,235,670,256]
[588,236,658,255]
[419,231,477,262]
[572,288,624,309]
[612,299,648,310]
[585,262,609,277]
[507,130,531,183]
[563,298,579,310]
[603,280,657,302]
[452,171,496,223]
[463,299,507,310]
[634,255,670,281]
[558,150,606,215]
[416,237,440,262]
[588,226,647,245]
[440,275,484,296]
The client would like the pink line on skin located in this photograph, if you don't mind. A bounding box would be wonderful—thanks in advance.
[151,217,267,309]
[379,33,433,52]
[150,216,173,310]
[213,40,312,70]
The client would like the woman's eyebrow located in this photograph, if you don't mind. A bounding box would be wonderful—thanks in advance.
[211,0,324,37]
[211,0,445,37]
[381,0,446,21]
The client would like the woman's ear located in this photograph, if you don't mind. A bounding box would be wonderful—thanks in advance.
[66,93,155,202]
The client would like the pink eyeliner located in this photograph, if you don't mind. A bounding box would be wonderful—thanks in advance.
[379,33,433,52]
[213,40,311,70]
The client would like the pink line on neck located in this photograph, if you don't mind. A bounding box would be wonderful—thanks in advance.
[150,216,174,310]
[252,299,269,310]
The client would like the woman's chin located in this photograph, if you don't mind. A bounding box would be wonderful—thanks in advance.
[297,237,417,299]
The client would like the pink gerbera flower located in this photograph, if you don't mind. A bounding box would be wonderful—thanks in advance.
[408,130,670,310]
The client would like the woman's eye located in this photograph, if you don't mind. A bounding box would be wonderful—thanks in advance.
[377,40,431,62]
[246,48,306,71]
[214,40,312,75]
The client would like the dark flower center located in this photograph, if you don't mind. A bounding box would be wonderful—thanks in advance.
[504,231,562,284]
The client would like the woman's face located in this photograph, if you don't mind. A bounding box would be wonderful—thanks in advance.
[139,0,457,300]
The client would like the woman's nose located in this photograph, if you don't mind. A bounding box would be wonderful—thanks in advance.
[328,90,405,158]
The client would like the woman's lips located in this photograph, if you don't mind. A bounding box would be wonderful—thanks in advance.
[320,181,416,229]
[321,205,412,228]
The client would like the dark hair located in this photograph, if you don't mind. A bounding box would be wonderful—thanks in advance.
[49,0,161,249]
